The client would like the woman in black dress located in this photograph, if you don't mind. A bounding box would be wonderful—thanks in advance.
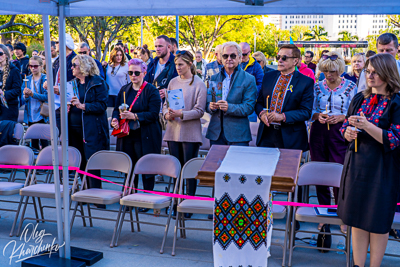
[338,53,400,267]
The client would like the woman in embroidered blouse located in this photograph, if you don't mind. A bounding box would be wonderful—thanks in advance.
[310,51,357,233]
[337,54,400,267]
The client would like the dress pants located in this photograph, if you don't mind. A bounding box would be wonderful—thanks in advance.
[309,121,346,205]
[210,129,249,147]
[167,141,200,196]
[69,125,101,189]
[119,133,155,191]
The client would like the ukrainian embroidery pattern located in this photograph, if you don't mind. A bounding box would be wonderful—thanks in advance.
[214,193,272,251]
[270,72,293,113]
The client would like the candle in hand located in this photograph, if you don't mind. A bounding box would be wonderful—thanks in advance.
[355,127,358,152]
[266,96,269,115]
[325,103,330,130]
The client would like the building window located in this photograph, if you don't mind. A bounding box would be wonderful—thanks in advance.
[285,16,287,18]
[285,26,287,29]
[355,25,357,28]
[347,25,348,28]
[339,15,341,18]
[350,25,352,28]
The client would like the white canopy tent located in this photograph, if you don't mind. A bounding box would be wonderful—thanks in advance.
[1,0,400,262]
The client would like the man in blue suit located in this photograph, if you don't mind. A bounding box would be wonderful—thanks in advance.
[255,44,314,152]
[206,42,257,146]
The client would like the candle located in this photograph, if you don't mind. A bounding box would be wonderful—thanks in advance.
[355,127,358,152]
[266,96,269,115]
[326,103,330,130]
[23,74,28,88]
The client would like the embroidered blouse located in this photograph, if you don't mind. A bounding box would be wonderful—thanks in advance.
[312,77,357,119]
[340,94,400,150]
[270,71,294,113]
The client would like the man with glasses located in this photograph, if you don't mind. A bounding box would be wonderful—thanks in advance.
[358,33,400,93]
[304,51,316,73]
[255,44,314,152]
[205,45,223,81]
[206,41,257,146]
[239,42,264,94]
[78,42,105,79]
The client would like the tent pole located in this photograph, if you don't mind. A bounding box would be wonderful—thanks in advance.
[58,1,71,259]
[141,16,143,47]
[176,16,179,45]
[42,14,65,258]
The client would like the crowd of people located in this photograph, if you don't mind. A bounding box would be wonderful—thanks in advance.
[0,31,400,266]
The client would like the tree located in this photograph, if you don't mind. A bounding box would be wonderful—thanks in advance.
[388,15,400,28]
[148,15,263,60]
[290,25,310,41]
[256,24,290,58]
[338,31,359,41]
[0,15,42,37]
[303,26,328,41]
[365,35,378,52]
[66,16,140,61]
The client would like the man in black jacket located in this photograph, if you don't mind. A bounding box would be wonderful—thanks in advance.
[13,42,30,78]
[255,44,314,152]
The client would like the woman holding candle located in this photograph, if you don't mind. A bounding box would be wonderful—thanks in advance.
[22,56,49,149]
[162,50,207,204]
[309,51,357,233]
[0,44,22,122]
[111,58,161,207]
[69,54,109,193]
[338,54,400,267]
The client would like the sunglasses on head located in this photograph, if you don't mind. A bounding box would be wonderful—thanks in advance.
[78,51,88,55]
[29,65,40,69]
[321,55,339,61]
[128,71,141,76]
[222,53,237,60]
[276,55,296,61]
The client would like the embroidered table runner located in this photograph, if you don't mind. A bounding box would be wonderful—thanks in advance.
[213,146,280,267]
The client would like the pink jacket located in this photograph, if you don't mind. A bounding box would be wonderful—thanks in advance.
[298,63,315,82]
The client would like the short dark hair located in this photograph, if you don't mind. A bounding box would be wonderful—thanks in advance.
[116,41,124,47]
[170,37,178,48]
[377,33,398,49]
[279,44,301,59]
[157,35,171,45]
[305,51,314,58]
[366,50,377,58]
[33,50,38,53]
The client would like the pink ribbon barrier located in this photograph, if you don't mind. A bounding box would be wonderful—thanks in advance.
[2,164,400,208]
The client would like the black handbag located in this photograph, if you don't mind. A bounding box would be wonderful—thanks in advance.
[317,224,332,253]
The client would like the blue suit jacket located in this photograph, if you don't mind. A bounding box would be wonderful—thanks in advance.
[255,70,314,151]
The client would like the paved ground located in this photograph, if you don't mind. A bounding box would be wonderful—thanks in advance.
[1,170,399,267]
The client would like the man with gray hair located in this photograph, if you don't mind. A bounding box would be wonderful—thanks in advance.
[206,41,257,146]
[78,42,105,79]
[205,45,223,81]
[357,33,400,93]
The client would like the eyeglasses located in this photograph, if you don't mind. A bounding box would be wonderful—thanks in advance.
[256,60,262,64]
[242,52,250,57]
[276,55,296,61]
[128,71,141,76]
[222,53,237,60]
[398,50,400,53]
[78,51,88,55]
[29,65,40,69]
[72,63,79,69]
[0,52,4,56]
[365,70,378,77]
[321,55,339,61]
[304,56,312,58]
[133,52,138,55]
[55,41,59,44]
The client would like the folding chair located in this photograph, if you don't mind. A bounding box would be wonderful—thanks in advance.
[171,157,213,256]
[111,154,181,252]
[0,145,34,236]
[70,150,132,243]
[14,123,25,144]
[22,123,59,153]
[288,162,351,267]
[199,133,210,157]
[13,146,81,237]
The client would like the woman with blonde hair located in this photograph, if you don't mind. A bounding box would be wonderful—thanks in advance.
[0,44,22,121]
[344,53,366,84]
[22,56,48,149]
[69,55,109,196]
[252,51,274,74]
[310,50,358,233]
[104,46,129,107]
[163,50,207,208]
[338,53,400,267]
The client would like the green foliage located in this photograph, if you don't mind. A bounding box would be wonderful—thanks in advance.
[338,31,359,41]
[27,42,44,57]
[290,25,310,41]
[303,26,328,41]
[255,24,290,59]
[365,35,378,52]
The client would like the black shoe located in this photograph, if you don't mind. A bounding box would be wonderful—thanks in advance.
[184,213,193,219]
[208,214,213,220]
[389,229,400,239]
[94,204,106,209]
[138,208,150,213]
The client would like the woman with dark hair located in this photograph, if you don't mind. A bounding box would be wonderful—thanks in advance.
[111,58,161,210]
[338,53,400,267]
[162,50,207,202]
[105,47,129,107]
[0,44,22,122]
[138,44,153,66]
[69,55,109,194]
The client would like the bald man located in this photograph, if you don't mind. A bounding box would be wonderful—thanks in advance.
[205,45,223,81]
[239,42,264,94]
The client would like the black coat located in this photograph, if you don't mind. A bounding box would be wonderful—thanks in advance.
[338,92,400,234]
[52,51,77,83]
[0,63,22,122]
[17,56,30,78]
[255,70,314,151]
[144,53,178,89]
[80,75,110,160]
[112,82,162,156]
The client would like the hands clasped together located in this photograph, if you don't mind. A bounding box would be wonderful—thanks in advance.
[344,112,371,142]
